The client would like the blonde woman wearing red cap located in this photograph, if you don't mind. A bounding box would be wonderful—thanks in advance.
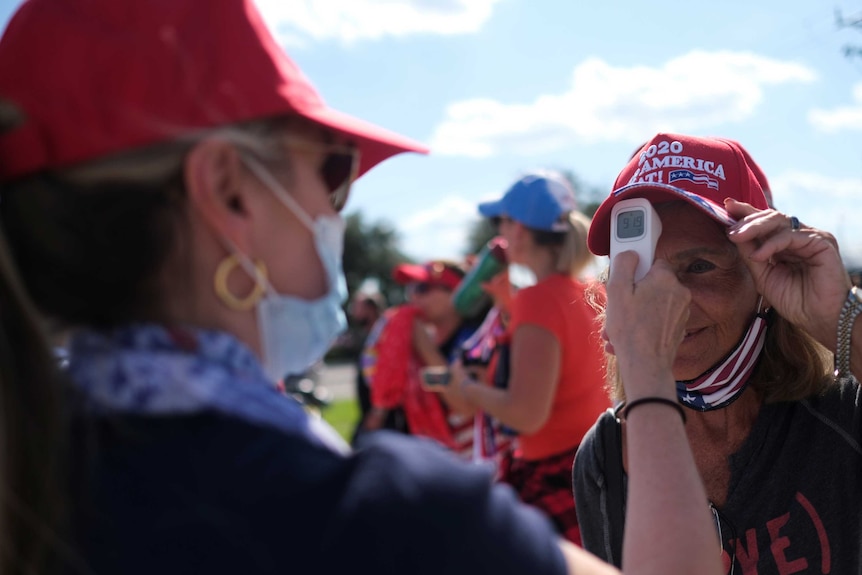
[450,171,611,546]
[575,133,862,573]
[0,1,723,574]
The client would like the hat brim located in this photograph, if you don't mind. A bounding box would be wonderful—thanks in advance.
[588,182,736,256]
[300,105,428,179]
[392,264,429,285]
[478,199,506,219]
[393,262,464,290]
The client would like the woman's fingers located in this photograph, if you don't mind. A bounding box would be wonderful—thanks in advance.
[607,250,638,293]
[724,198,851,346]
[606,253,689,387]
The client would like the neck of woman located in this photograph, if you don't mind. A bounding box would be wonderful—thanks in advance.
[522,248,559,282]
[686,387,763,450]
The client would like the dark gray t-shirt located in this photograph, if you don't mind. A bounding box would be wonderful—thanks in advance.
[573,379,862,574]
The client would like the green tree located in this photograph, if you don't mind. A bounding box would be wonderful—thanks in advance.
[558,169,606,217]
[836,9,862,60]
[342,212,412,304]
[464,217,497,257]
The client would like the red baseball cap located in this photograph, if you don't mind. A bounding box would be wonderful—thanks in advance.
[0,0,428,182]
[712,138,774,208]
[393,261,464,291]
[588,133,769,256]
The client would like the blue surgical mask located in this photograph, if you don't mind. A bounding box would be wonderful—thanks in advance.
[240,156,348,381]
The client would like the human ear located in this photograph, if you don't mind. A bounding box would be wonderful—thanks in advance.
[184,139,255,253]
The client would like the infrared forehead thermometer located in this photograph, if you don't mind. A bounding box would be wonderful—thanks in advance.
[610,198,662,281]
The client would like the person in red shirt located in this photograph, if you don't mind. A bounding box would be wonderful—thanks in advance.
[451,172,610,545]
[361,261,476,458]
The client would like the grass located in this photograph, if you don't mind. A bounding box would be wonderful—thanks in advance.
[322,398,361,441]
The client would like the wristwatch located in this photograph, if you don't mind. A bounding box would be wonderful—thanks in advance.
[834,286,862,379]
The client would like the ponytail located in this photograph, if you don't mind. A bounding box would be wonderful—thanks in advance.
[528,210,594,278]
[554,210,593,277]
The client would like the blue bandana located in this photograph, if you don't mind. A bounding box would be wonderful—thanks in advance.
[67,324,348,454]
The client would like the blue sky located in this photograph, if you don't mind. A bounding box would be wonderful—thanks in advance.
[3,0,862,266]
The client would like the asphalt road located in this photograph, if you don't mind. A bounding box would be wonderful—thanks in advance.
[318,362,357,401]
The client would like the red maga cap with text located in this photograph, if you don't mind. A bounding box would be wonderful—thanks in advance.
[588,133,769,256]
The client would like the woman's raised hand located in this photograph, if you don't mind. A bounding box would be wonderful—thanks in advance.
[725,198,851,351]
[605,251,690,400]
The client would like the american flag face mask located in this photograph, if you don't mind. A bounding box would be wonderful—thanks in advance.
[676,298,768,412]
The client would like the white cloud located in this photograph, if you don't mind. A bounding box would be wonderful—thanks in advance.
[255,0,502,46]
[808,82,862,132]
[770,170,862,264]
[430,51,817,157]
[400,195,480,261]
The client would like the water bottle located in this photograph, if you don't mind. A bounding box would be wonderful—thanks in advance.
[452,237,508,318]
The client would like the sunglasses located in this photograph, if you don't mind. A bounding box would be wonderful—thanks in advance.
[490,215,513,228]
[409,282,451,296]
[710,503,737,575]
[280,138,360,212]
[320,146,359,211]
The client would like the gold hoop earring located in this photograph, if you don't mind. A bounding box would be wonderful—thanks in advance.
[214,254,268,311]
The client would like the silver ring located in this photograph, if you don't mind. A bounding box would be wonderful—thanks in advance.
[789,216,800,232]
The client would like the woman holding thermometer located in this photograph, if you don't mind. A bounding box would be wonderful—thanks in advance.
[0,0,740,569]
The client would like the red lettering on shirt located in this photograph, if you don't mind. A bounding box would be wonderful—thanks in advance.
[767,513,808,573]
[725,492,832,574]
[735,527,760,573]
[796,492,830,573]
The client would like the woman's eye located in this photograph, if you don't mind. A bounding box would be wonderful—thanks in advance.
[687,260,715,274]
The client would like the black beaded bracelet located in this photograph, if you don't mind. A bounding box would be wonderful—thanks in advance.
[623,397,687,423]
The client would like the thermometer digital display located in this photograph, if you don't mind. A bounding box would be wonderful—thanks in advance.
[610,198,662,281]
